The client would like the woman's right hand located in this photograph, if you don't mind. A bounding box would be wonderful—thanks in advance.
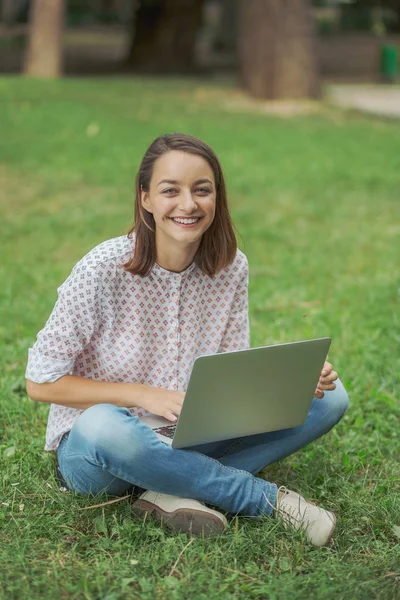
[138,386,185,422]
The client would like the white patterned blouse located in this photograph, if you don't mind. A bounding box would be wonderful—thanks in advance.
[25,234,250,451]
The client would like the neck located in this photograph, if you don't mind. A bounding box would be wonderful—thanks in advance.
[155,237,200,273]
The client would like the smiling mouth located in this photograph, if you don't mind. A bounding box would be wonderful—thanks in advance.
[169,217,203,226]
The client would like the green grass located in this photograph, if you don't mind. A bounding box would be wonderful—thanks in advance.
[0,76,399,599]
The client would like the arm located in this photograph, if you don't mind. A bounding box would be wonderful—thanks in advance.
[25,374,148,410]
[25,258,103,386]
[25,258,184,420]
[26,375,184,421]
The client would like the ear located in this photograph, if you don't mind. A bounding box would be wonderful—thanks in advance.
[141,189,153,214]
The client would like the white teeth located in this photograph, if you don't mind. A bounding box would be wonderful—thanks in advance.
[171,217,200,224]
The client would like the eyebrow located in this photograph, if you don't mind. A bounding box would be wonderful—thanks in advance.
[157,178,213,186]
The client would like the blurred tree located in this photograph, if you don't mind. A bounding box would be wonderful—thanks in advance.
[340,0,400,33]
[238,0,320,99]
[126,0,205,72]
[0,0,29,24]
[24,0,65,78]
[1,0,19,24]
[214,0,237,52]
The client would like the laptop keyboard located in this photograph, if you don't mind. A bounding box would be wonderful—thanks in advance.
[154,424,177,439]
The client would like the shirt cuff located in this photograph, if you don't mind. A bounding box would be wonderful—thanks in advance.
[25,349,74,384]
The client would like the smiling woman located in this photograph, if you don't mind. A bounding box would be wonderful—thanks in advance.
[25,132,347,547]
[138,151,217,272]
[123,133,237,277]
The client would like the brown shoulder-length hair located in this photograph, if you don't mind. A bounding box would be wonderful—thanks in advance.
[122,133,237,277]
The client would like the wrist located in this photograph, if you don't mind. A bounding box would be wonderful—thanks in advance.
[134,383,150,410]
[117,382,149,409]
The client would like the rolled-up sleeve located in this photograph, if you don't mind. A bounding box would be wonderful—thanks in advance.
[218,255,250,354]
[25,261,102,383]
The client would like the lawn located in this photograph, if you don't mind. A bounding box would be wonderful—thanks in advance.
[0,76,399,599]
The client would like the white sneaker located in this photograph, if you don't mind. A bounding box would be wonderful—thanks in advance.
[131,491,227,537]
[274,487,336,547]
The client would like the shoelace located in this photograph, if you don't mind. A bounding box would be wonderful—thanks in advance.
[263,486,309,526]
[275,486,335,527]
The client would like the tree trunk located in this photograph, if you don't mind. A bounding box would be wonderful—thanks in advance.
[238,0,320,100]
[24,0,65,78]
[214,0,237,52]
[126,0,204,73]
[1,0,20,24]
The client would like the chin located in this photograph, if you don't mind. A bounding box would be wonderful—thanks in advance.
[175,232,203,243]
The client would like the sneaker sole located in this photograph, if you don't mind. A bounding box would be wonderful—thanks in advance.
[131,499,227,537]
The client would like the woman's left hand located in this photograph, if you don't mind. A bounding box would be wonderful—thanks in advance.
[314,361,338,399]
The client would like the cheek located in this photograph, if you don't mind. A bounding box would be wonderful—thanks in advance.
[203,197,216,216]
[153,198,171,219]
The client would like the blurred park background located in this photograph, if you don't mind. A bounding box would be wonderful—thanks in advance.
[1,1,399,599]
[1,0,400,113]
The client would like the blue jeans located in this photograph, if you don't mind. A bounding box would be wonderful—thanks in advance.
[56,380,349,518]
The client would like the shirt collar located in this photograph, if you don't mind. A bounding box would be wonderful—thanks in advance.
[129,233,197,280]
[151,260,196,280]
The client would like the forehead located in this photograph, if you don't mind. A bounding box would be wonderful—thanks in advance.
[152,151,214,183]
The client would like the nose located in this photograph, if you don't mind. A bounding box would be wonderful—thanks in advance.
[179,190,198,212]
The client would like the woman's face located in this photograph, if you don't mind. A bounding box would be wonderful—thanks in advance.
[141,150,216,252]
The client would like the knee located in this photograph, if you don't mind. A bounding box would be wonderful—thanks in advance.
[323,379,349,426]
[73,404,124,442]
[72,404,147,459]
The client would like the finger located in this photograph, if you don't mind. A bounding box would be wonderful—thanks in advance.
[318,382,337,391]
[172,394,184,406]
[321,361,332,376]
[165,412,178,422]
[320,371,338,383]
[314,388,324,399]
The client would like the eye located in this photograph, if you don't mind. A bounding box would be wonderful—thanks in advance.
[162,188,178,194]
[196,187,211,194]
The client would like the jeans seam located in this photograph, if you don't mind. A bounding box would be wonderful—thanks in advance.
[188,448,266,484]
[214,437,246,459]
[60,442,266,495]
[59,452,149,492]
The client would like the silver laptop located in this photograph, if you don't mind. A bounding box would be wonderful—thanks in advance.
[139,337,331,449]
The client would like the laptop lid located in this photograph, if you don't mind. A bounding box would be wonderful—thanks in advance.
[171,337,331,448]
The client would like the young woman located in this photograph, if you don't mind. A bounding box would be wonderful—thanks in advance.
[26,133,349,547]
